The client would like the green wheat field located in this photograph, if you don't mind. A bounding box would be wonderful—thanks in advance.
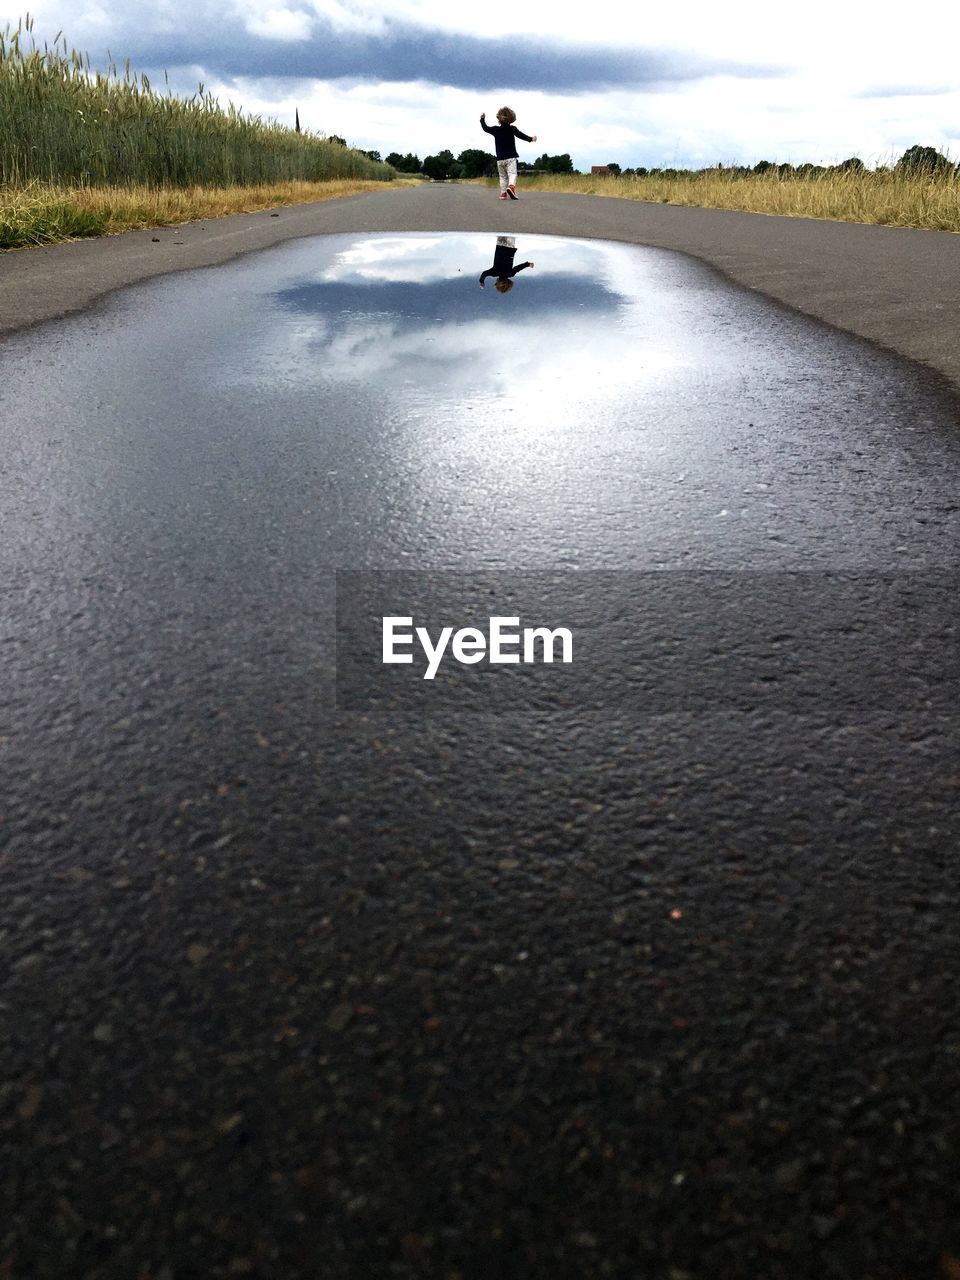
[0,15,396,248]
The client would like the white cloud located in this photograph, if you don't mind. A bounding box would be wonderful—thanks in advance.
[244,7,314,41]
[201,65,960,169]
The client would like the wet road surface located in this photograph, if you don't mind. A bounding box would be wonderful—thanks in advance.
[1,232,960,1280]
[5,183,960,396]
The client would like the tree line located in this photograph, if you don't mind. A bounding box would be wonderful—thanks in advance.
[729,147,955,178]
[377,149,575,180]
[354,143,955,181]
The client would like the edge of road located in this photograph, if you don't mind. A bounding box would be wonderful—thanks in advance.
[3,184,960,407]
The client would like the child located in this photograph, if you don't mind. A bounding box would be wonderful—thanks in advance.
[479,236,534,293]
[480,106,538,200]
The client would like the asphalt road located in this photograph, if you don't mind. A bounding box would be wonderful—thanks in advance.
[1,194,960,1280]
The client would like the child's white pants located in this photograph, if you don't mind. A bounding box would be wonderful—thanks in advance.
[497,158,517,191]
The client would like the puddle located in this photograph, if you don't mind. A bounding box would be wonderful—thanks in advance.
[1,232,958,574]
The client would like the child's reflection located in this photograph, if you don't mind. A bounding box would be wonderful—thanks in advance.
[479,236,535,293]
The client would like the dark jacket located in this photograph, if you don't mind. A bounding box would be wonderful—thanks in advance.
[480,116,533,160]
[479,242,532,284]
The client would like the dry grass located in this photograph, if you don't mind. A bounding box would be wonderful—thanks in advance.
[0,178,419,249]
[509,169,960,233]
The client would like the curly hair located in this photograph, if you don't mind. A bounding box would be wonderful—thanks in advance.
[496,106,516,125]
[495,278,514,293]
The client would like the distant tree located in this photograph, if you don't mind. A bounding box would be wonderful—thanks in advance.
[635,166,648,177]
[362,149,382,163]
[532,152,574,173]
[836,156,865,173]
[606,162,622,175]
[328,135,346,147]
[777,162,796,177]
[753,159,775,174]
[895,145,953,175]
[385,152,422,173]
[422,149,457,180]
[457,148,496,178]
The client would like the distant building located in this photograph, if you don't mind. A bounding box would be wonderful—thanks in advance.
[591,166,610,175]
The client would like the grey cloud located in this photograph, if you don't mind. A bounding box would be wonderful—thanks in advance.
[856,83,953,99]
[60,16,787,93]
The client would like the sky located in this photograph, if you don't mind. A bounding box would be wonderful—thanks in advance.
[4,0,960,170]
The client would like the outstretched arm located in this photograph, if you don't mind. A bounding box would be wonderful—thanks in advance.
[480,113,494,135]
[513,127,537,143]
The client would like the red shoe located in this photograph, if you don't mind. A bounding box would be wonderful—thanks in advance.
[507,185,519,200]
[499,191,508,200]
